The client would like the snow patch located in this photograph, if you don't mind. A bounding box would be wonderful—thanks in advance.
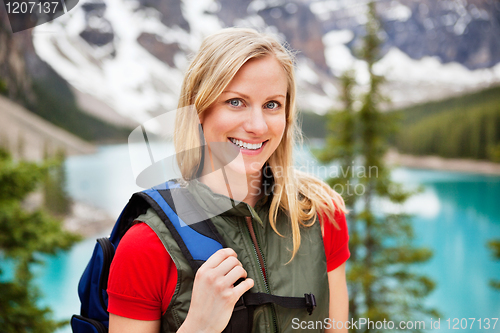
[296,60,319,85]
[33,0,189,126]
[233,15,268,31]
[247,0,267,14]
[323,29,370,84]
[384,2,412,22]
[309,0,365,22]
[323,29,354,45]
[323,30,356,77]
[309,0,339,15]
[33,0,227,129]
[181,0,222,41]
[298,91,334,115]
[374,47,500,86]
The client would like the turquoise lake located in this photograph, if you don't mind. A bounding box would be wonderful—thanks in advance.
[11,144,500,332]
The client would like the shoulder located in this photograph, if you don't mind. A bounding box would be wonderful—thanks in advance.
[319,208,350,272]
[111,209,173,279]
[293,170,346,221]
[112,222,168,267]
[320,209,348,230]
[318,208,348,244]
[109,221,172,296]
[108,222,176,319]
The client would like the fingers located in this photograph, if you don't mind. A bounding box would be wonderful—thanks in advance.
[196,248,244,289]
[223,262,247,283]
[216,255,243,276]
[197,247,254,298]
[224,264,253,300]
[202,248,237,270]
[233,277,254,297]
[201,248,245,279]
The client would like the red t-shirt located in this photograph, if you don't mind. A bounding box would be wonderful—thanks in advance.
[107,209,349,320]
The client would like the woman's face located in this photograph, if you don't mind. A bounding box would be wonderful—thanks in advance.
[200,55,288,178]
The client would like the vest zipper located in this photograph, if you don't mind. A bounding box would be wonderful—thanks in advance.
[245,216,278,333]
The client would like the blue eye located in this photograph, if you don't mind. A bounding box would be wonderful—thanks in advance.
[265,101,280,109]
[228,99,242,107]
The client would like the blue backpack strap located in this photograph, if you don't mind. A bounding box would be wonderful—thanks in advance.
[136,182,226,273]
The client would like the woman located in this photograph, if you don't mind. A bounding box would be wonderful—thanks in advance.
[108,28,349,333]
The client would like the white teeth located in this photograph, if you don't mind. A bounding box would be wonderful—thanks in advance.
[230,138,263,150]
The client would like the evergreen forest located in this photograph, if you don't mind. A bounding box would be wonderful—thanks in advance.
[394,85,500,162]
[301,85,500,163]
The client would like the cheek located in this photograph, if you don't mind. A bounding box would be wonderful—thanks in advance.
[202,110,233,140]
[273,115,287,140]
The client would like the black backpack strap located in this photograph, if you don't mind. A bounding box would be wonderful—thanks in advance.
[222,292,316,333]
[109,194,153,244]
[223,296,254,333]
[244,292,317,315]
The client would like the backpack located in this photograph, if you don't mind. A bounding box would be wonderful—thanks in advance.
[71,180,316,333]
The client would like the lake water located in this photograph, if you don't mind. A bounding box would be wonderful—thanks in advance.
[10,144,500,332]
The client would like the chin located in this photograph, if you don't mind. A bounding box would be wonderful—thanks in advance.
[244,159,266,175]
[224,160,263,178]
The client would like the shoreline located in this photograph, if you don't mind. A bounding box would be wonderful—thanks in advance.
[64,201,115,237]
[62,148,500,239]
[0,95,96,161]
[385,149,500,176]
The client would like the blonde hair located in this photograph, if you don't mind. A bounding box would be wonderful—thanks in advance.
[174,28,346,259]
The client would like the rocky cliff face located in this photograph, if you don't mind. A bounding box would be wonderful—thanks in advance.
[0,4,61,103]
[80,1,115,48]
[0,8,34,103]
[375,0,499,69]
[257,2,329,72]
[137,0,190,32]
[213,0,500,72]
[5,0,500,128]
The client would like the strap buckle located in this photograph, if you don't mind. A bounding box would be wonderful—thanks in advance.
[304,293,316,315]
[233,296,247,312]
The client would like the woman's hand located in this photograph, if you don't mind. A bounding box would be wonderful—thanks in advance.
[178,248,254,333]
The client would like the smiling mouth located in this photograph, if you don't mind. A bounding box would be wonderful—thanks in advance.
[229,138,267,150]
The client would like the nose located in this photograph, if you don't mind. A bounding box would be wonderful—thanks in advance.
[243,106,268,136]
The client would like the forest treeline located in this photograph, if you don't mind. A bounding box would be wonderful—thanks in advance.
[30,68,132,143]
[394,85,500,162]
[301,85,500,162]
[0,67,131,144]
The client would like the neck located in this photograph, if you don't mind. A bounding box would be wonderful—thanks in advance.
[198,152,263,207]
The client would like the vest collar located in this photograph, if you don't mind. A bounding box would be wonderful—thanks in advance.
[184,169,274,226]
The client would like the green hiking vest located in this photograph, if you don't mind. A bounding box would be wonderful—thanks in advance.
[136,179,330,332]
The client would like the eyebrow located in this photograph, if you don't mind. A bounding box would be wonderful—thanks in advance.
[222,90,286,100]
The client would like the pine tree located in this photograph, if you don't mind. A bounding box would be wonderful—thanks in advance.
[317,69,365,318]
[317,69,357,205]
[0,148,80,332]
[43,149,72,216]
[487,240,500,290]
[318,2,438,331]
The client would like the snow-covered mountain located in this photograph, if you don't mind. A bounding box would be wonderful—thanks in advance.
[30,0,500,126]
